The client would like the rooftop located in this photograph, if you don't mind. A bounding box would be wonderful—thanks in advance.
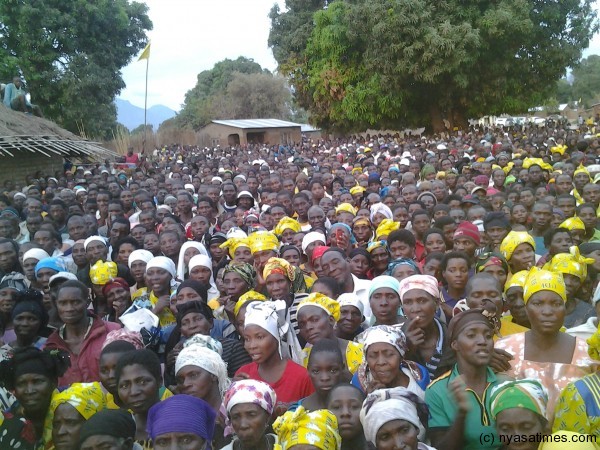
[211,118,303,129]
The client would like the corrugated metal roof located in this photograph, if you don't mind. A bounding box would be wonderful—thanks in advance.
[301,124,321,132]
[211,119,302,129]
[0,135,117,159]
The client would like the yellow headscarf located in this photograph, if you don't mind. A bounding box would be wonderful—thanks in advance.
[367,240,387,254]
[574,164,592,182]
[504,270,528,293]
[522,267,566,304]
[335,203,357,216]
[233,290,267,317]
[559,216,585,231]
[50,382,106,420]
[297,292,341,321]
[263,257,295,281]
[349,186,365,196]
[502,161,515,175]
[544,247,594,281]
[375,219,400,240]
[274,217,301,236]
[499,231,536,261]
[522,157,552,172]
[587,323,600,360]
[550,145,567,156]
[220,237,251,259]
[89,261,118,285]
[351,168,362,175]
[274,406,341,450]
[248,231,280,254]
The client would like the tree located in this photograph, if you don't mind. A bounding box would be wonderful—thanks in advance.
[571,55,600,107]
[270,0,598,132]
[131,124,153,135]
[177,57,293,130]
[0,0,152,139]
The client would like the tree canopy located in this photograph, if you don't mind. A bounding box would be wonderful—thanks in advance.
[177,57,294,130]
[555,55,600,107]
[0,0,152,139]
[269,0,598,132]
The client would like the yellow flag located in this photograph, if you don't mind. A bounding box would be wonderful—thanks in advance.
[138,41,151,61]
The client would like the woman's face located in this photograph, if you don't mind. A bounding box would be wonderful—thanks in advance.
[176,287,204,309]
[443,258,469,291]
[511,205,528,224]
[265,272,290,301]
[176,365,215,400]
[451,323,494,368]
[376,419,419,450]
[281,249,300,267]
[234,247,253,264]
[422,258,441,280]
[244,324,280,364]
[353,223,372,243]
[99,352,121,396]
[229,403,270,447]
[327,386,364,441]
[146,267,172,294]
[223,272,249,301]
[184,247,200,267]
[297,306,334,344]
[337,305,363,337]
[13,311,42,342]
[180,311,213,338]
[505,287,529,327]
[370,288,400,325]
[509,243,535,272]
[117,243,136,266]
[130,261,147,283]
[391,264,417,283]
[53,403,85,450]
[425,233,446,254]
[281,229,295,245]
[117,364,160,414]
[189,265,212,285]
[307,351,344,395]
[562,273,582,298]
[365,342,401,386]
[401,290,437,329]
[495,408,547,450]
[350,254,369,277]
[482,265,508,292]
[526,291,565,334]
[14,373,55,417]
[370,247,390,272]
[549,232,573,256]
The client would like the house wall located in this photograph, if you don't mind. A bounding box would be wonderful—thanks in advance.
[0,152,64,184]
[197,124,302,147]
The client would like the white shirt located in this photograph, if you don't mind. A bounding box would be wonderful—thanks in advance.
[350,273,372,324]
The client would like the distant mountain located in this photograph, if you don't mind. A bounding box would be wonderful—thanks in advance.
[115,98,177,131]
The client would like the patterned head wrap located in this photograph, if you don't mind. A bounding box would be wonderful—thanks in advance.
[560,216,586,232]
[587,324,600,360]
[0,272,29,292]
[350,186,365,196]
[504,270,528,293]
[220,237,251,259]
[248,231,279,254]
[102,329,144,349]
[574,164,592,181]
[359,325,408,359]
[475,252,509,275]
[223,261,256,289]
[367,240,388,253]
[101,277,130,298]
[448,308,496,342]
[175,344,229,396]
[489,379,548,420]
[274,406,341,450]
[50,382,106,420]
[499,231,536,261]
[184,334,223,355]
[297,292,341,321]
[523,267,566,304]
[311,246,330,264]
[545,246,594,281]
[222,380,277,437]
[398,274,439,302]
[369,275,401,299]
[375,219,400,240]
[147,395,216,445]
[263,257,307,294]
[234,290,267,317]
[244,300,289,358]
[386,258,421,277]
[274,217,302,236]
[89,260,118,285]
[360,387,428,444]
[370,203,393,222]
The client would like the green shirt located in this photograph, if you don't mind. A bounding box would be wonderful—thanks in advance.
[425,364,505,450]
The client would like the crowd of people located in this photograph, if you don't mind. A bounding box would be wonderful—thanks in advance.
[0,123,599,450]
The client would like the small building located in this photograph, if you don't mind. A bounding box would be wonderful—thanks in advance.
[0,106,116,183]
[197,119,303,147]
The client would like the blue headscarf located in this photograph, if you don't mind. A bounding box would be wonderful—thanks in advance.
[34,257,65,277]
[386,258,421,276]
[369,275,401,298]
[328,222,357,245]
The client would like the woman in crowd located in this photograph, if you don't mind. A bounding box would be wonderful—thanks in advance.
[3,288,49,352]
[188,253,220,302]
[99,338,140,409]
[296,292,363,374]
[326,384,366,450]
[360,386,433,450]
[274,407,341,450]
[366,241,390,278]
[128,249,153,292]
[369,275,403,326]
[426,309,509,450]
[49,382,106,450]
[387,257,422,282]
[222,261,257,314]
[220,379,278,450]
[0,348,69,449]
[399,275,452,380]
[349,248,371,279]
[279,244,303,268]
[235,301,313,415]
[503,270,530,329]
[176,240,209,281]
[336,293,365,341]
[111,237,140,266]
[500,231,536,274]
[115,349,173,449]
[439,251,470,320]
[352,325,429,395]
[495,268,597,423]
[475,252,509,292]
[101,277,132,323]
[490,379,550,450]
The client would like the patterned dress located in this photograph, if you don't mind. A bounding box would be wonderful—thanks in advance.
[553,372,600,437]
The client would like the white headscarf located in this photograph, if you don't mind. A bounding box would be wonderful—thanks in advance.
[360,387,427,444]
[175,343,230,396]
[301,232,326,254]
[23,249,50,263]
[244,300,290,359]
[338,293,364,317]
[128,249,154,269]
[188,254,218,300]
[176,241,209,280]
[370,203,393,222]
[146,256,176,278]
[84,236,107,250]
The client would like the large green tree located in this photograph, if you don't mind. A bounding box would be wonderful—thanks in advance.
[0,0,152,138]
[270,0,598,132]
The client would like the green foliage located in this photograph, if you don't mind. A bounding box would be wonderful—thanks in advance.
[177,57,293,130]
[0,0,152,139]
[270,0,598,132]
[130,123,153,135]
[572,55,600,107]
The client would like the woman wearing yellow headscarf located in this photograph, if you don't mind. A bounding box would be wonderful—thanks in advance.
[560,216,587,245]
[274,406,341,450]
[495,268,598,423]
[274,217,302,245]
[231,290,267,336]
[296,293,364,375]
[572,165,592,205]
[220,237,252,263]
[499,231,536,273]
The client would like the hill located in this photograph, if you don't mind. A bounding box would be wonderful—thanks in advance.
[115,98,177,131]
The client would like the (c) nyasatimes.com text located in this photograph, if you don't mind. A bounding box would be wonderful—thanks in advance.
[479,432,597,446]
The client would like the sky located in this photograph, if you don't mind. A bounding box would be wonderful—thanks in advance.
[119,0,600,112]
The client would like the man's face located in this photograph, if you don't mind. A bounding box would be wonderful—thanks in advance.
[532,204,552,229]
[67,217,87,241]
[557,197,576,218]
[466,278,503,319]
[26,215,43,236]
[528,166,543,184]
[222,184,236,203]
[13,77,21,88]
[583,183,600,206]
[0,219,16,239]
[555,175,573,195]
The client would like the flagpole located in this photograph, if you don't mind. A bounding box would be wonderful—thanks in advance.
[143,55,149,154]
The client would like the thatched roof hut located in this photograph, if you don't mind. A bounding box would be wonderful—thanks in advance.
[0,106,117,183]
